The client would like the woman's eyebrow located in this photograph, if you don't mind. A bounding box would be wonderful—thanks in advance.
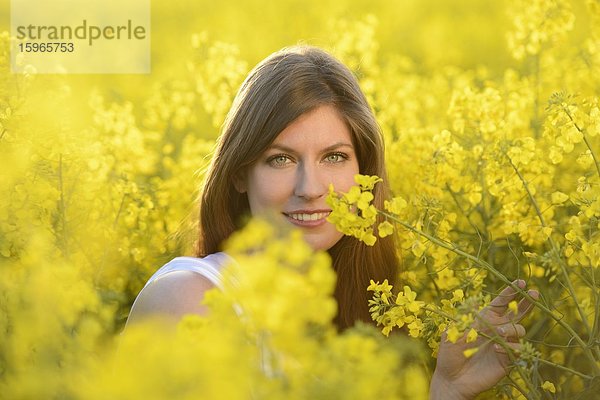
[321,142,355,152]
[266,142,355,153]
[265,144,296,153]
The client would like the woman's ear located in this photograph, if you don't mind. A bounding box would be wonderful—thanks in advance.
[233,171,247,193]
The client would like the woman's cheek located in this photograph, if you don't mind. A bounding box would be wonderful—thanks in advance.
[247,167,295,212]
[330,165,359,192]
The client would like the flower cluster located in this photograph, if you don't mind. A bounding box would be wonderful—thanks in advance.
[506,0,575,60]
[78,218,429,399]
[326,174,383,246]
[365,275,482,359]
[367,279,425,337]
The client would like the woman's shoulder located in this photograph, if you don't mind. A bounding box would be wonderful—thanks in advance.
[126,269,214,324]
[143,252,231,290]
[125,253,230,326]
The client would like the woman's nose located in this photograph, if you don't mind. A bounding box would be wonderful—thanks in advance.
[294,163,327,200]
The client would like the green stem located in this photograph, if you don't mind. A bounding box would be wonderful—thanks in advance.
[562,105,600,179]
[382,211,600,375]
[504,152,592,336]
[95,192,128,285]
[537,358,593,380]
[112,192,127,229]
[506,375,540,400]
[58,154,69,258]
[532,53,542,139]
[583,135,600,179]
[591,269,600,360]
[445,183,488,246]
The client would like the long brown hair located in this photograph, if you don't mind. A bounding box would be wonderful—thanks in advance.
[197,45,398,330]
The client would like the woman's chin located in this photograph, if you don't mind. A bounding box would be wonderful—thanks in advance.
[300,229,344,252]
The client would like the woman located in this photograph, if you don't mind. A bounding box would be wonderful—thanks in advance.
[127,45,538,399]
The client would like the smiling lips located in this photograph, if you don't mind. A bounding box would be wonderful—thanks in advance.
[284,211,331,227]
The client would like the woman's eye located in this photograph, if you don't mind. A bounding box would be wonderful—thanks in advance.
[324,152,348,163]
[267,154,292,167]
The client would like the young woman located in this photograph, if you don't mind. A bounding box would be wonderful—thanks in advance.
[127,45,538,399]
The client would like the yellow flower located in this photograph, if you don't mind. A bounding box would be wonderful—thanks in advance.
[399,286,424,313]
[508,300,519,315]
[565,230,577,241]
[354,174,382,190]
[564,246,574,257]
[407,318,424,338]
[463,347,479,358]
[549,146,563,163]
[541,381,556,393]
[576,150,594,168]
[384,197,407,214]
[446,325,461,343]
[360,231,377,246]
[542,226,553,239]
[411,240,426,257]
[467,190,482,206]
[551,191,569,204]
[344,186,362,203]
[466,328,478,343]
[356,191,374,211]
[377,221,394,238]
[451,289,464,302]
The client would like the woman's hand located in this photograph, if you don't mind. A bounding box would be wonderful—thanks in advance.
[430,279,539,400]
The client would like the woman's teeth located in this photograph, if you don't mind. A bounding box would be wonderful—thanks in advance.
[288,212,329,221]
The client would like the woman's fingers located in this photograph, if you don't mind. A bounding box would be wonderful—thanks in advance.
[496,323,526,341]
[493,341,522,355]
[488,279,526,310]
[510,289,540,322]
[488,280,540,321]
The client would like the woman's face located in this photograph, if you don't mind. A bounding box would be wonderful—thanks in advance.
[239,104,360,251]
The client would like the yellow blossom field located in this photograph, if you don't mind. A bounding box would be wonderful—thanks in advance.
[1,0,599,398]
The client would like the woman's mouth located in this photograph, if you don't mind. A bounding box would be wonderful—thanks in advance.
[283,211,331,227]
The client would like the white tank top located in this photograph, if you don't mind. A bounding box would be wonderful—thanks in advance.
[140,252,231,290]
